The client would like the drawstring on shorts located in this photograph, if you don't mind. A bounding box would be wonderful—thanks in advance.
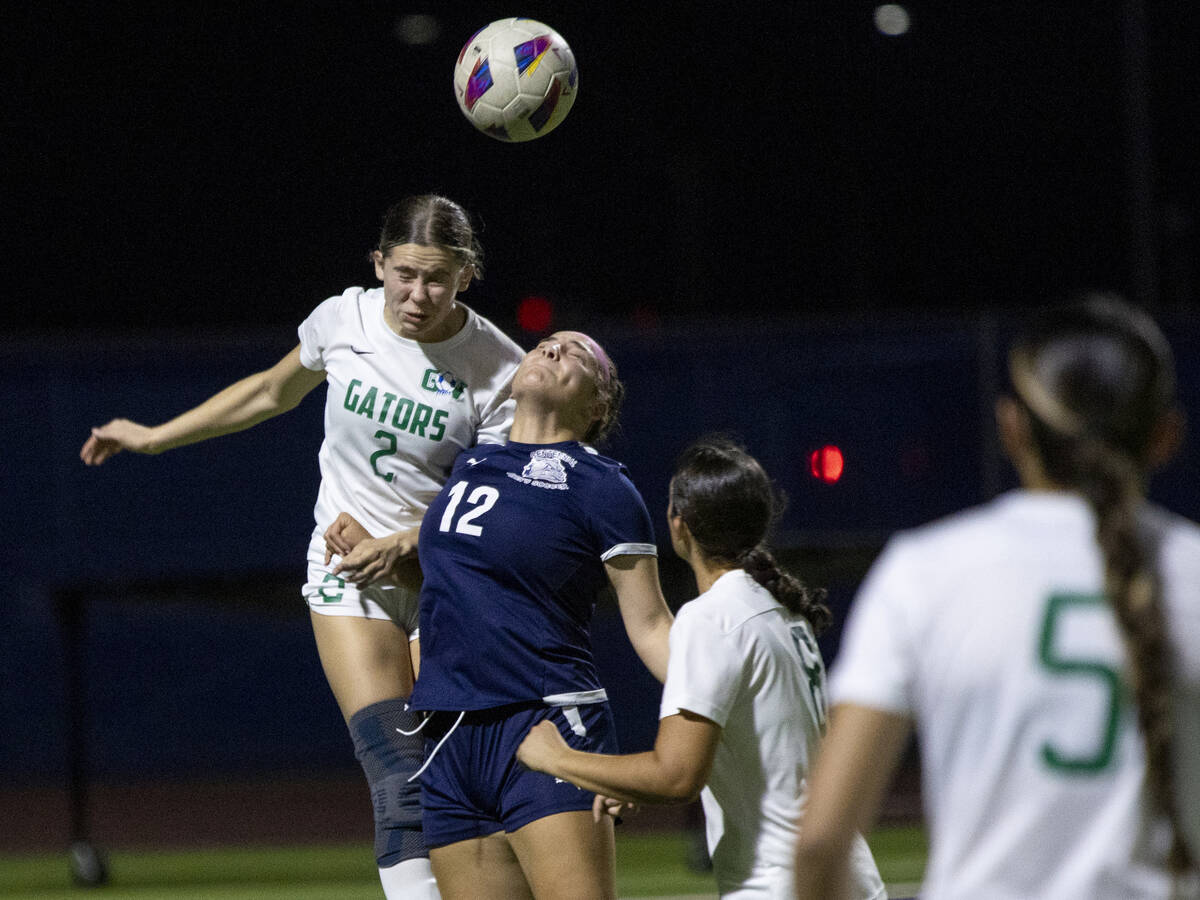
[404,709,465,783]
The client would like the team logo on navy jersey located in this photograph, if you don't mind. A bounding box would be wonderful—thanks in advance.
[507,448,577,491]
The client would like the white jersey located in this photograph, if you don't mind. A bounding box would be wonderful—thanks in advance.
[831,490,1200,900]
[661,570,886,899]
[296,287,524,622]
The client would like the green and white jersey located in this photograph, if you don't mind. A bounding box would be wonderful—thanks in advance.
[298,286,524,553]
[661,571,885,899]
[832,490,1200,900]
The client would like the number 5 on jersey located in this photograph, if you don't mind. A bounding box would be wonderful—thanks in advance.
[439,480,499,536]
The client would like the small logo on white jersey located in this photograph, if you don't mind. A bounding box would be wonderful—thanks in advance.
[422,368,467,400]
[506,448,577,491]
[350,345,373,355]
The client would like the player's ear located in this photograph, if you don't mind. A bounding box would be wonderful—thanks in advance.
[667,508,692,558]
[456,264,475,292]
[1146,406,1185,470]
[372,249,386,280]
[997,394,1054,490]
[995,395,1029,464]
[588,394,608,439]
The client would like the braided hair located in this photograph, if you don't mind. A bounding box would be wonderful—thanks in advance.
[1010,293,1192,874]
[669,437,831,634]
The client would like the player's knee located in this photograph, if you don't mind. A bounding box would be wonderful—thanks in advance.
[349,697,429,866]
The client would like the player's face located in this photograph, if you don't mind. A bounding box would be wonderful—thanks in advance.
[374,243,473,343]
[515,331,608,431]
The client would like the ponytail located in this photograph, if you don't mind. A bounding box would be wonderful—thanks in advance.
[738,546,831,635]
[1076,440,1191,874]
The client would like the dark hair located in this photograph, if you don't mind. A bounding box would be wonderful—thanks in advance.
[1010,293,1191,874]
[376,195,484,276]
[582,357,624,446]
[669,437,831,633]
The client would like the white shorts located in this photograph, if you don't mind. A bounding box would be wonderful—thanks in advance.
[302,538,421,636]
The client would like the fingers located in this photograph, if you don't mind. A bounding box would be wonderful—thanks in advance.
[80,435,98,464]
[325,532,349,560]
[80,432,117,466]
[323,517,356,559]
[332,560,369,585]
[332,546,383,587]
[592,794,630,823]
[80,419,153,462]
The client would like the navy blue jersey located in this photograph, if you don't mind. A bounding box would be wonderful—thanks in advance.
[410,441,657,711]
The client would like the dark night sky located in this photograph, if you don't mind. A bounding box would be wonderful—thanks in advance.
[9,3,1200,334]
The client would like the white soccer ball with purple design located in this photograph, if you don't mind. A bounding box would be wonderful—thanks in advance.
[453,18,578,142]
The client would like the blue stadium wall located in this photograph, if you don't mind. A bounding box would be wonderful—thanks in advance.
[4,313,1199,783]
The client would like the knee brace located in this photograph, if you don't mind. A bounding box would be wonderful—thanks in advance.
[349,697,429,867]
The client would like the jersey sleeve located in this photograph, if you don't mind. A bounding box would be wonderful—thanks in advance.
[463,315,524,448]
[473,382,517,447]
[592,467,657,560]
[828,536,919,715]
[660,603,740,727]
[296,292,348,371]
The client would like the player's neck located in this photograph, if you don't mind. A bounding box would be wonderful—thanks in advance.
[509,409,584,445]
[688,553,735,595]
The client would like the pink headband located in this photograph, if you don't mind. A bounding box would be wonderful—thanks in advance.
[579,334,614,386]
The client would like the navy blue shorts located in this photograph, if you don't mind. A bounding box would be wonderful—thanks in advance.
[420,701,618,849]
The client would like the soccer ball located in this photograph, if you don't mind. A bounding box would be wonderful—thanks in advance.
[453,18,578,142]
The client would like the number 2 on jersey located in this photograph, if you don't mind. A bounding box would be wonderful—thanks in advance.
[439,480,499,536]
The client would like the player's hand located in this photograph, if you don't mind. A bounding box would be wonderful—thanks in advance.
[80,419,158,465]
[331,526,421,588]
[592,794,636,824]
[324,512,373,564]
[516,720,570,774]
[331,538,388,586]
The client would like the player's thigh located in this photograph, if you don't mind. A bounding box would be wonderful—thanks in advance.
[507,809,616,900]
[308,611,415,720]
[429,831,533,900]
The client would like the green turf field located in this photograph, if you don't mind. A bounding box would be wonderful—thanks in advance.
[0,826,927,899]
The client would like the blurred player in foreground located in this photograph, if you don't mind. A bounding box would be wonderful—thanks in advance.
[794,295,1199,899]
[405,331,673,899]
[81,195,524,899]
[518,437,886,899]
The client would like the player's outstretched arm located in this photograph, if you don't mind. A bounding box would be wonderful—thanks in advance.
[80,345,324,465]
[517,710,719,805]
[793,703,911,900]
[605,554,673,682]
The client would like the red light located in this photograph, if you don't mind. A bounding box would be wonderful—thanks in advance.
[517,295,553,333]
[809,445,844,483]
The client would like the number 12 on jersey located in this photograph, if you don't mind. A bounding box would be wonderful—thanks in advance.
[439,480,499,536]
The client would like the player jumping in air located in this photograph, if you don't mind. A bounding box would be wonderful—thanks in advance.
[81,195,524,900]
